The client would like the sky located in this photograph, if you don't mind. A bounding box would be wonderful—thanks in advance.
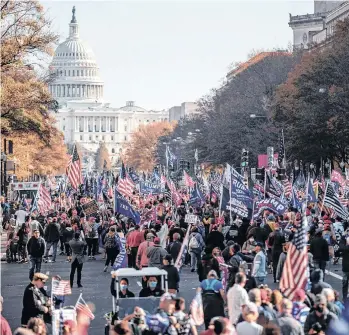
[42,0,314,110]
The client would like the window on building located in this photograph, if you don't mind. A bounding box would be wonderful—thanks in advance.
[68,70,70,76]
[111,136,114,141]
[124,125,127,132]
[112,148,115,153]
[89,135,92,140]
[124,136,127,141]
[63,126,65,130]
[96,135,99,140]
[72,70,75,76]
[102,136,105,140]
[80,135,83,140]
[146,120,149,123]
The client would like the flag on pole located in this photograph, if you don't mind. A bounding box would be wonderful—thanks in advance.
[324,183,349,220]
[194,148,199,162]
[184,171,195,188]
[279,216,308,299]
[37,184,52,214]
[165,146,176,169]
[75,294,95,320]
[67,145,82,190]
[52,278,71,296]
[277,129,285,168]
[190,292,204,326]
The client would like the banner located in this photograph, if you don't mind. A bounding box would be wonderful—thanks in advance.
[139,181,161,195]
[220,185,249,218]
[113,236,128,270]
[82,200,99,216]
[253,198,287,218]
[231,174,253,209]
[114,189,140,224]
[189,183,205,207]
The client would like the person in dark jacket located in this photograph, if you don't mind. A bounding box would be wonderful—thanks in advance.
[21,273,51,326]
[110,276,135,298]
[268,223,285,283]
[198,247,220,282]
[43,218,60,263]
[339,236,349,300]
[310,229,329,277]
[27,230,45,281]
[247,219,268,244]
[167,232,182,261]
[310,268,332,295]
[17,223,29,263]
[304,294,337,334]
[63,223,74,262]
[206,226,225,251]
[162,255,180,294]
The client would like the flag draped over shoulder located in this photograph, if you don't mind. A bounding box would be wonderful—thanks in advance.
[279,216,308,299]
[190,292,204,326]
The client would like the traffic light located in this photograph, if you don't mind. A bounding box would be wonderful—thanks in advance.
[256,167,265,181]
[241,149,249,168]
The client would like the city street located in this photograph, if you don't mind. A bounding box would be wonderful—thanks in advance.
[0,251,344,332]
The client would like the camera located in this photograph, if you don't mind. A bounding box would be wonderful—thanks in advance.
[311,322,323,333]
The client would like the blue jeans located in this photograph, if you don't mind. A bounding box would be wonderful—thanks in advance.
[45,241,58,261]
[29,256,42,280]
[255,276,266,286]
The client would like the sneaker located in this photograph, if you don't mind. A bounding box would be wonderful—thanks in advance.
[77,284,83,288]
[88,256,92,260]
[191,269,195,272]
[103,266,108,272]
[59,252,65,256]
[92,256,96,260]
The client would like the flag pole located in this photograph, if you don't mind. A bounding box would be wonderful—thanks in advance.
[75,293,83,309]
[282,129,286,168]
[321,181,329,213]
[263,169,267,199]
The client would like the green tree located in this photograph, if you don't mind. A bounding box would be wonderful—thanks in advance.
[95,142,111,171]
[272,19,349,164]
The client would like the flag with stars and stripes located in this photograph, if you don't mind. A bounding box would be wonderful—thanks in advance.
[279,216,308,299]
[37,184,52,214]
[66,145,82,190]
[324,183,349,220]
[282,179,292,198]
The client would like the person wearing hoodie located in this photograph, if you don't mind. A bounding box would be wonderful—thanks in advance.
[63,223,74,262]
[162,254,180,294]
[146,237,168,268]
[310,268,332,295]
[206,226,225,251]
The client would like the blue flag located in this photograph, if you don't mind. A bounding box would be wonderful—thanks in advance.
[231,173,253,209]
[307,178,317,203]
[291,187,302,211]
[189,183,205,207]
[114,189,140,224]
[129,171,139,184]
[140,181,161,195]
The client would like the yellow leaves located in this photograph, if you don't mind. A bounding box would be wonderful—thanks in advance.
[123,121,175,172]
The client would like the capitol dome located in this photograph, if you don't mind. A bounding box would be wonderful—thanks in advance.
[49,7,104,104]
[119,101,147,112]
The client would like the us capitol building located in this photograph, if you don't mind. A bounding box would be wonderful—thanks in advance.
[49,7,169,167]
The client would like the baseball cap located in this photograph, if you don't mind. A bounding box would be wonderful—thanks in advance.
[154,237,160,244]
[160,292,176,302]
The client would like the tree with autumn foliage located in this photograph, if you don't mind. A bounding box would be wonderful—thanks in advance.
[123,122,175,172]
[272,19,349,164]
[95,142,111,171]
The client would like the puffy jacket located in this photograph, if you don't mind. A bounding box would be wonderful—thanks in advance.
[63,227,74,244]
[310,236,329,262]
[27,236,45,258]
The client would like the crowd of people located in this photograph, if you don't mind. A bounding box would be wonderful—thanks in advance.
[1,190,349,335]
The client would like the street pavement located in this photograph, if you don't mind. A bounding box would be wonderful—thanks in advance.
[0,252,345,333]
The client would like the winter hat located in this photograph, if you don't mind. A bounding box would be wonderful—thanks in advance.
[154,237,160,244]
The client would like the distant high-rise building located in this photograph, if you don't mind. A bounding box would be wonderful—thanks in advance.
[289,0,349,50]
[168,102,199,122]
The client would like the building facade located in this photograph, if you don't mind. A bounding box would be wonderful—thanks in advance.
[168,102,199,122]
[289,0,349,50]
[49,7,168,168]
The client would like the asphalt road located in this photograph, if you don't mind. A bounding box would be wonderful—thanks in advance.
[0,253,344,333]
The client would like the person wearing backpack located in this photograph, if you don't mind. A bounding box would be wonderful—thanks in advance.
[189,227,205,273]
[252,242,267,286]
[103,227,120,272]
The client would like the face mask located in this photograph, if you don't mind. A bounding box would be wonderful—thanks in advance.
[213,252,220,256]
[149,282,157,288]
[316,306,324,313]
[120,284,128,291]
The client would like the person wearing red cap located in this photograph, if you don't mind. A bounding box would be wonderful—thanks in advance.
[291,289,310,327]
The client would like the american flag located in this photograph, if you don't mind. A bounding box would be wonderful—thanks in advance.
[324,183,349,220]
[277,129,285,168]
[37,184,52,214]
[282,179,292,198]
[190,292,204,326]
[318,185,333,217]
[117,175,135,198]
[52,279,71,296]
[67,145,82,190]
[279,216,308,299]
[184,170,195,188]
[75,296,95,320]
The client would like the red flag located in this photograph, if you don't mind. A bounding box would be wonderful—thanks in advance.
[184,171,195,188]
